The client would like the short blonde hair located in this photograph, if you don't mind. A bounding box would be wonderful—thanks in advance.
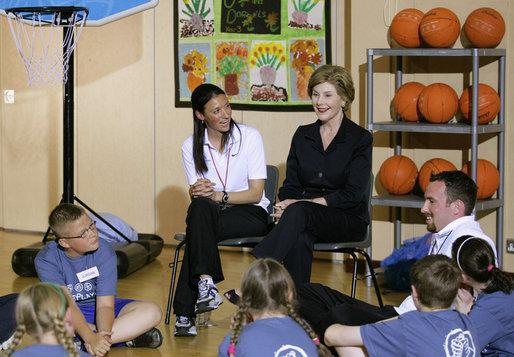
[307,64,354,111]
[49,203,86,238]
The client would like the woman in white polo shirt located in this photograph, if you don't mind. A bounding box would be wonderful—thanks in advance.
[173,83,269,337]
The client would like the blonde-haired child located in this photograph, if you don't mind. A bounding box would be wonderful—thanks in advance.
[218,258,330,357]
[3,282,91,356]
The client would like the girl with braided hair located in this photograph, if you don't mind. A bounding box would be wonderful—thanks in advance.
[3,282,91,356]
[218,258,330,357]
[452,235,514,356]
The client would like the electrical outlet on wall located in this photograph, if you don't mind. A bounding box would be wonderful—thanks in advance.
[507,239,514,254]
[4,90,14,104]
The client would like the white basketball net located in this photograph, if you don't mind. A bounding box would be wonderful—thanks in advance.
[7,10,86,87]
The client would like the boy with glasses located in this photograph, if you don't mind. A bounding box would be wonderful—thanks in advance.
[35,203,162,356]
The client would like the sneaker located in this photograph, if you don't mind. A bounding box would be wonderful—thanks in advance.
[174,316,197,337]
[73,338,84,353]
[126,327,163,348]
[195,278,223,314]
[0,334,15,351]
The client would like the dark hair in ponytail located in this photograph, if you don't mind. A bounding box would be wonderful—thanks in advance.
[191,83,237,174]
[452,236,512,294]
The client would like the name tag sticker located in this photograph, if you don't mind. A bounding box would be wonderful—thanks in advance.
[76,266,99,283]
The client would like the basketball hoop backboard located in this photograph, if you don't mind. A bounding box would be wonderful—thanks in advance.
[0,0,159,26]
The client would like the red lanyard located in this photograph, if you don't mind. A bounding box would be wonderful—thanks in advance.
[208,145,231,191]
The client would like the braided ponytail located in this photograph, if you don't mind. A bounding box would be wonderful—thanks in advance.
[485,267,513,294]
[228,302,251,357]
[53,317,79,357]
[286,300,331,357]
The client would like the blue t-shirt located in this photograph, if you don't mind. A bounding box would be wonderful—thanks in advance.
[361,309,478,357]
[469,289,514,356]
[12,344,92,356]
[218,316,319,357]
[35,239,117,306]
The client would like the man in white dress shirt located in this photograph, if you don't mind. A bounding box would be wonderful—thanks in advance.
[297,170,497,337]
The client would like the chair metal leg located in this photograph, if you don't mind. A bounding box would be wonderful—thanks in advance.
[165,240,186,325]
[356,248,384,308]
[365,246,372,287]
[347,251,358,298]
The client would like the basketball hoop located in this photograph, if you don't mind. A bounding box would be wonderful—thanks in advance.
[5,7,88,87]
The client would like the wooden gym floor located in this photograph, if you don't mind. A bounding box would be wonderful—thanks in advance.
[0,230,408,356]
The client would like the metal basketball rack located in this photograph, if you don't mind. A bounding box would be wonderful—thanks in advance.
[5,6,133,242]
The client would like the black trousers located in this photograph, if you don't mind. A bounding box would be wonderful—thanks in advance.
[0,293,18,343]
[173,197,268,317]
[252,201,366,287]
[298,283,398,339]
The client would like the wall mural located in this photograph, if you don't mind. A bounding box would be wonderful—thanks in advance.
[174,0,331,111]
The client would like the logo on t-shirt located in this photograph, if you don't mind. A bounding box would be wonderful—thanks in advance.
[444,328,476,357]
[274,345,309,357]
[67,282,96,302]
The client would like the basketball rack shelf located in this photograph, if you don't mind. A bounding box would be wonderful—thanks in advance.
[366,48,505,266]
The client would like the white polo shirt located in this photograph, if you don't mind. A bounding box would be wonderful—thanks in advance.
[182,123,269,211]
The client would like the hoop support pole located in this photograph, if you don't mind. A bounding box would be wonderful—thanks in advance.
[63,25,74,203]
[6,7,134,244]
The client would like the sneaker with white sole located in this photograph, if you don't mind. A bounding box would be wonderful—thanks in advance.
[195,278,223,314]
[174,316,197,337]
[73,338,84,353]
[1,334,15,351]
[126,327,163,348]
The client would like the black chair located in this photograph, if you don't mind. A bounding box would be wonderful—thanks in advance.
[313,173,384,307]
[164,165,279,324]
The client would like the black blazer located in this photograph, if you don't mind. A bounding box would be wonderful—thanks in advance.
[278,115,372,223]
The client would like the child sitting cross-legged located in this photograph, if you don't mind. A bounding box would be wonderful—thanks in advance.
[324,255,479,357]
[218,258,330,357]
[34,203,162,357]
[4,282,92,356]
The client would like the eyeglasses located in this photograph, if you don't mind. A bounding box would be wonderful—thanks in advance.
[58,220,96,239]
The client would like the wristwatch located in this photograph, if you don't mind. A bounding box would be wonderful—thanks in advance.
[220,191,229,209]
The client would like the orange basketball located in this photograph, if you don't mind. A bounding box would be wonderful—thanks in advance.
[390,8,424,48]
[417,83,459,123]
[418,158,457,192]
[464,8,505,48]
[459,83,501,124]
[379,155,418,195]
[462,159,500,199]
[420,7,460,47]
[393,82,426,121]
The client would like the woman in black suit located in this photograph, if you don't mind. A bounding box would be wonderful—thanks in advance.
[251,64,372,287]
